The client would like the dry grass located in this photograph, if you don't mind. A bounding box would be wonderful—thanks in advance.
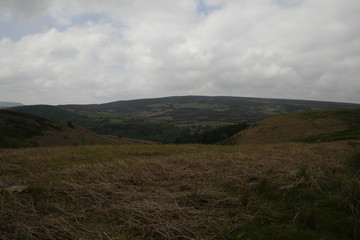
[229,110,360,144]
[1,142,360,239]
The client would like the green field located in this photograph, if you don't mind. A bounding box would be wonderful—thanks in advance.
[1,141,359,239]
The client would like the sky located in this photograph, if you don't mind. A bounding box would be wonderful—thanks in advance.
[0,0,359,105]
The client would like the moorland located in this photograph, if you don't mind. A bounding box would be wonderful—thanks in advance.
[1,96,360,239]
[10,96,360,143]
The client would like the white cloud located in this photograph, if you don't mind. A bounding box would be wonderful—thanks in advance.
[0,0,359,104]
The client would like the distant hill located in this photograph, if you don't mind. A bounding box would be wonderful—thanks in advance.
[10,96,360,143]
[8,105,93,128]
[60,96,360,124]
[0,110,155,149]
[0,101,23,109]
[226,109,360,144]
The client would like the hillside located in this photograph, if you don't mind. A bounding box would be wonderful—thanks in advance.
[60,96,360,124]
[10,96,360,143]
[0,110,154,148]
[8,105,94,128]
[227,109,360,144]
[1,142,359,239]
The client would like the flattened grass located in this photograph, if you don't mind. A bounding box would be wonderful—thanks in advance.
[0,141,359,239]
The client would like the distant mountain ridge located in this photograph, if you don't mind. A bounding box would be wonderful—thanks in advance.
[0,101,23,109]
[60,96,360,124]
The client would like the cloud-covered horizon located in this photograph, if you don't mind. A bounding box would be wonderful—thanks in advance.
[1,0,359,105]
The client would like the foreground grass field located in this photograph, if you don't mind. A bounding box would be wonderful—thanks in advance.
[1,142,360,239]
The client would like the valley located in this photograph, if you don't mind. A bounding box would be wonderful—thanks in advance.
[10,96,360,143]
[0,96,360,239]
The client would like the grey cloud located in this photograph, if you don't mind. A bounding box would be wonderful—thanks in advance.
[0,0,360,104]
[0,0,49,19]
[273,0,303,8]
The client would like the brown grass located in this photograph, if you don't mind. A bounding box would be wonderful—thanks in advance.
[1,142,359,239]
[229,111,350,144]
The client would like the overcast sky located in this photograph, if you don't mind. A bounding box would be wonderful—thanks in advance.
[0,0,359,105]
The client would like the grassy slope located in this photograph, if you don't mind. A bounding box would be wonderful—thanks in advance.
[0,110,154,148]
[8,105,93,128]
[227,109,360,145]
[0,141,359,239]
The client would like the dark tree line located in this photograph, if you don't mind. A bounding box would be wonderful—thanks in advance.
[175,122,249,144]
[91,121,248,144]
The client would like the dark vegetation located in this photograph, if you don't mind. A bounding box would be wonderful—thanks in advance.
[189,122,248,144]
[8,105,92,128]
[0,110,153,148]
[92,121,248,144]
[10,104,249,143]
[0,110,62,148]
[10,96,360,143]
